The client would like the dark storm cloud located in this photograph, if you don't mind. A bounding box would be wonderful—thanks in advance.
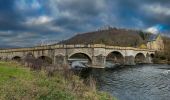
[0,0,170,47]
[0,0,23,31]
[56,0,106,17]
[44,0,108,31]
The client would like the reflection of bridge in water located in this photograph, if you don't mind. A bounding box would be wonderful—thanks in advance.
[0,44,155,68]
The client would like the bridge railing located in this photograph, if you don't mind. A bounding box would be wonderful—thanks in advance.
[0,44,155,53]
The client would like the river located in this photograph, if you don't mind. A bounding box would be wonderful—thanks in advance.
[82,64,170,100]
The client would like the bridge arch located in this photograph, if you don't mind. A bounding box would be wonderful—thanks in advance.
[106,51,124,64]
[68,52,92,67]
[150,53,155,58]
[12,56,22,62]
[69,53,92,62]
[37,56,53,65]
[135,53,146,64]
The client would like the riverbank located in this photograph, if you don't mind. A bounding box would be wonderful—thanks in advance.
[0,62,115,100]
[153,58,170,65]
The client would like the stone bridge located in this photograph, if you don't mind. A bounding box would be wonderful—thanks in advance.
[0,44,155,68]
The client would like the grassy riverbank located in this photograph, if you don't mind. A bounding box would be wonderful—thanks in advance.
[0,62,115,100]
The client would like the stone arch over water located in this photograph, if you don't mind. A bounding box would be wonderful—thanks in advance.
[135,53,146,64]
[106,51,124,64]
[150,53,155,58]
[69,53,92,62]
[68,53,92,67]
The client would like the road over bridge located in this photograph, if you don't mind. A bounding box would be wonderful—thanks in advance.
[0,44,155,68]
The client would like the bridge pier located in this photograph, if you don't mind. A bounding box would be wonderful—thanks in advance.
[145,56,153,64]
[125,56,135,65]
[54,55,68,67]
[92,55,106,68]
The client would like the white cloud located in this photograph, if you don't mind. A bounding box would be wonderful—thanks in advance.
[143,4,170,16]
[25,16,53,26]
[24,15,64,32]
[145,26,159,34]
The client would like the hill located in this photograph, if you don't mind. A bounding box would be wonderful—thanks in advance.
[60,28,148,47]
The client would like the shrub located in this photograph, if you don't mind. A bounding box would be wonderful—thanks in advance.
[0,61,115,100]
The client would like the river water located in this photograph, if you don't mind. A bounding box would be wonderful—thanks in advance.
[84,64,170,100]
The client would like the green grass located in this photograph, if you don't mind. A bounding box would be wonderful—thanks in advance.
[0,62,116,100]
[0,62,32,82]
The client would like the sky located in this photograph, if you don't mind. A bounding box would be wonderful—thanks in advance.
[0,0,170,47]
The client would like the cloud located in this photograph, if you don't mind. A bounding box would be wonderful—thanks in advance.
[145,24,165,34]
[16,0,42,10]
[146,26,160,34]
[24,16,53,26]
[47,0,107,16]
[143,4,170,16]
[0,0,170,47]
[0,31,14,37]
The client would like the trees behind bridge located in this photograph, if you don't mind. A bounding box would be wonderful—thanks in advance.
[60,28,146,47]
[152,37,170,64]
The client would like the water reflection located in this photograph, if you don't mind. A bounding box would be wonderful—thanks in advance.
[69,59,90,69]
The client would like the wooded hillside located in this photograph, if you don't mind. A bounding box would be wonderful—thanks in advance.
[60,28,148,47]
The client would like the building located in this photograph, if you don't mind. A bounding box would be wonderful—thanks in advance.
[147,34,164,51]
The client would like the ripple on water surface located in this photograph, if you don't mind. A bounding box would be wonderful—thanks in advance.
[89,65,170,100]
